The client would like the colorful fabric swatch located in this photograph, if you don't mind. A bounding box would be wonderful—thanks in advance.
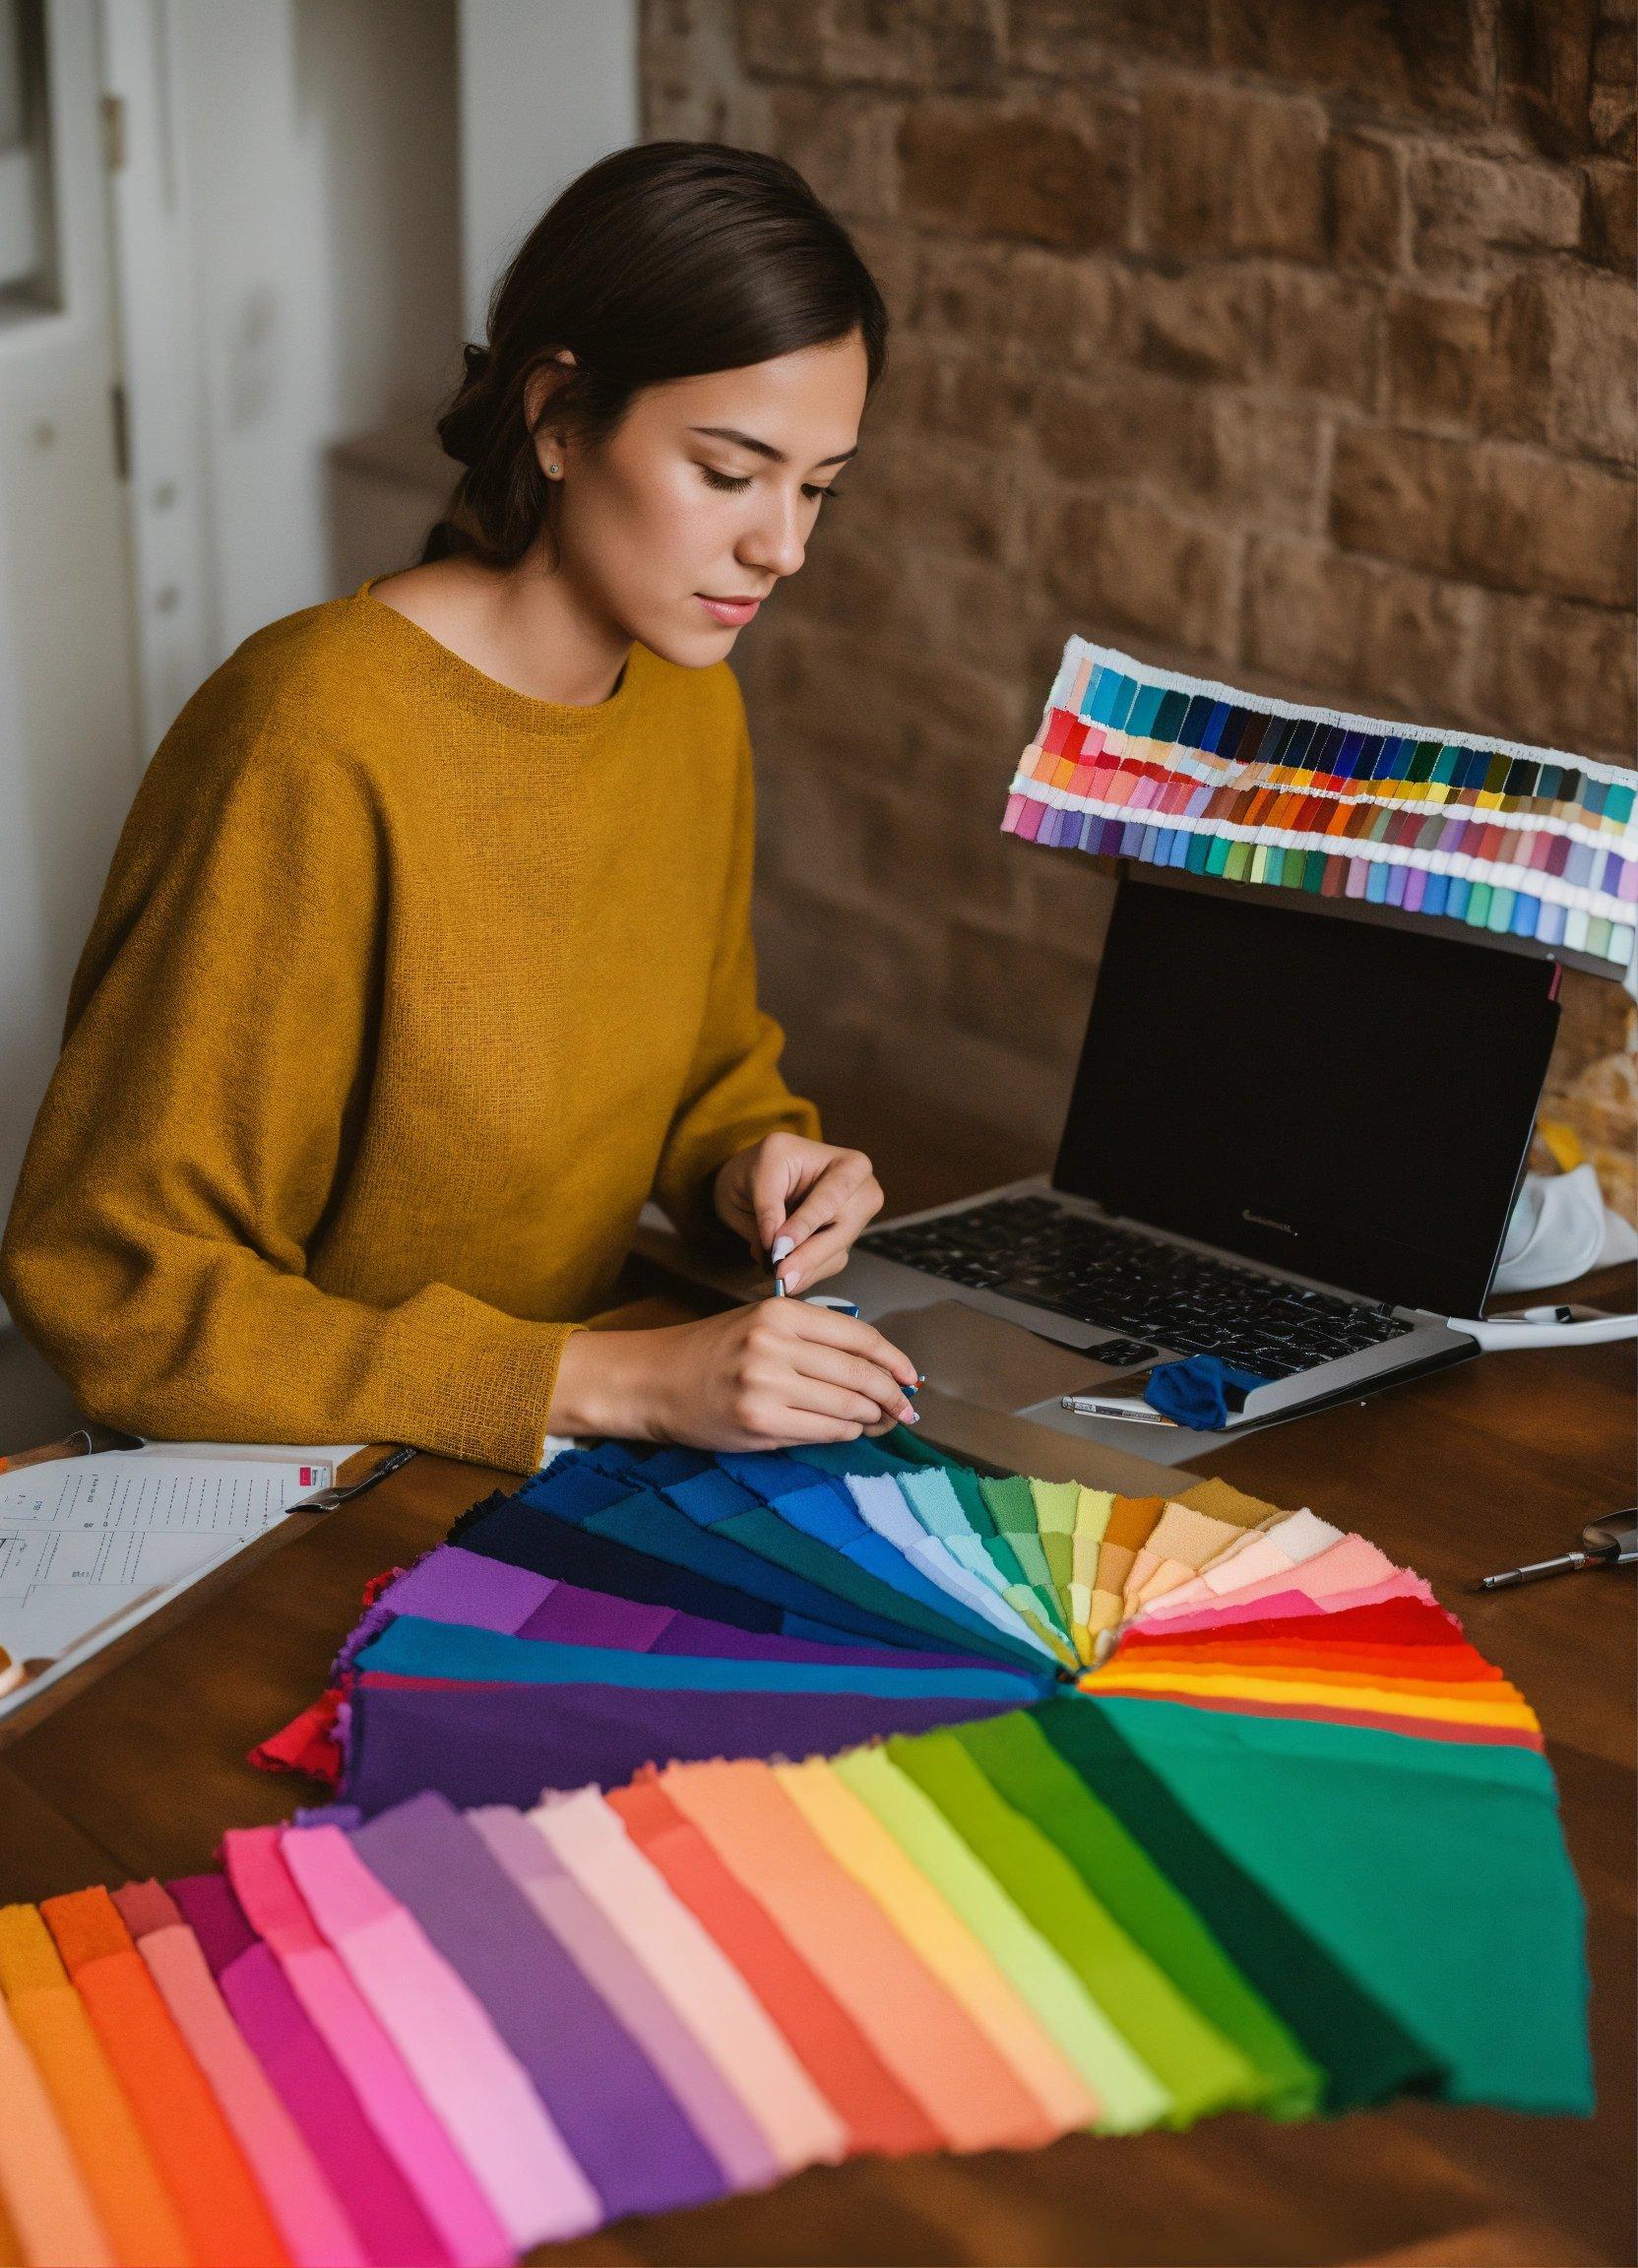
[1002,635,1638,977]
[3,1438,1592,2262]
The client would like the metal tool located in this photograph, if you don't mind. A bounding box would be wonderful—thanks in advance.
[1478,1509,1638,1591]
[292,1444,417,1513]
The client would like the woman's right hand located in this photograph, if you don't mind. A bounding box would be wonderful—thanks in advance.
[547,1297,922,1452]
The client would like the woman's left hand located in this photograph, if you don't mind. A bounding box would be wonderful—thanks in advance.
[714,1133,884,1294]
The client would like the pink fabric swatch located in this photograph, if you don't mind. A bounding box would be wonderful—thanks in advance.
[133,1919,365,2268]
[222,1829,505,2268]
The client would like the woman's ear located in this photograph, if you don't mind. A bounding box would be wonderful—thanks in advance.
[525,350,578,476]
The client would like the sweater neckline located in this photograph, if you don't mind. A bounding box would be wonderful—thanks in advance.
[349,574,647,738]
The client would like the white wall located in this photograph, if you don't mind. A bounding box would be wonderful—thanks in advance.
[459,0,637,337]
[172,0,463,658]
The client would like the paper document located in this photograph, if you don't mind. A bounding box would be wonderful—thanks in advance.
[0,1452,335,1718]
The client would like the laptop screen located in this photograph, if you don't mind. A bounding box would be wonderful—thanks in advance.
[1053,877,1560,1319]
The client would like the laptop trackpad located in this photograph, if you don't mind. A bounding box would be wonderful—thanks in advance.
[875,1299,1127,1416]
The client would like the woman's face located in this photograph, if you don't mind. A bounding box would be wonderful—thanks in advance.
[533,333,869,665]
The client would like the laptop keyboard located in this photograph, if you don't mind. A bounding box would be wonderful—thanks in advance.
[858,1194,1415,1380]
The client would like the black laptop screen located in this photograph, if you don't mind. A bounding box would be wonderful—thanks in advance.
[1053,878,1560,1319]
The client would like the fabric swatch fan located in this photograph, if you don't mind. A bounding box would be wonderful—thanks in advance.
[0,1428,1591,2263]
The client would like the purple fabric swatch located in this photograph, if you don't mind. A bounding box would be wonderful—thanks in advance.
[355,1544,995,1669]
[345,1672,1026,1814]
[348,1793,726,2221]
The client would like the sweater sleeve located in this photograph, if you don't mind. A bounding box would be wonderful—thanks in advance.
[0,729,580,1471]
[650,691,821,1245]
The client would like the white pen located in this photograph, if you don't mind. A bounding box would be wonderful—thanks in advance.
[1060,1393,1177,1426]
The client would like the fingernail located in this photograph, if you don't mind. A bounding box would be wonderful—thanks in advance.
[915,1371,927,1385]
[900,1405,919,1424]
[904,1382,918,1397]
[770,1235,794,1264]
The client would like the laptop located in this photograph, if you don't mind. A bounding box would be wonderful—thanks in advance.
[829,874,1561,1464]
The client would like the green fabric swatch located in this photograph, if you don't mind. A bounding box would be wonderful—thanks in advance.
[954,1709,1320,2116]
[885,1726,1265,2126]
[1037,1698,1448,2109]
[832,1746,1168,2134]
[1029,1480,1079,1622]
[1075,1696,1593,2114]
[978,1478,1068,1636]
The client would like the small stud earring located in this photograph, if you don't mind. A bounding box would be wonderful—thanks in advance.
[546,460,561,477]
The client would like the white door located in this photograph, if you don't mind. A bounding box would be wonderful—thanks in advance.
[0,0,142,1236]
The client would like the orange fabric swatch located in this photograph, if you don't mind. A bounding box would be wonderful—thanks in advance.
[660,1758,1056,2154]
[0,1992,111,2268]
[38,1889,287,2268]
[0,1905,189,2268]
[607,1776,940,2160]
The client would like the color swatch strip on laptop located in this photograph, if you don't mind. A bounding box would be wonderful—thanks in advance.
[1002,636,1638,976]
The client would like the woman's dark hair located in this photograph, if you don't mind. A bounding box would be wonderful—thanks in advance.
[420,141,889,568]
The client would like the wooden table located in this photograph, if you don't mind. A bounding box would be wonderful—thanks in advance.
[1,1115,1631,2264]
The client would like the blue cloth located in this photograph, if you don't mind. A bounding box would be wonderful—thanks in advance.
[1143,1355,1269,1430]
[352,1613,1046,1703]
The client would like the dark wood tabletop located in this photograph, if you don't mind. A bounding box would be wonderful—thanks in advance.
[1,1102,1632,2268]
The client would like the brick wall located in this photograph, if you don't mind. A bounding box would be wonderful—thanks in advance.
[640,0,1637,1221]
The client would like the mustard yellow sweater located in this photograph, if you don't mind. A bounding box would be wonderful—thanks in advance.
[0,580,818,1470]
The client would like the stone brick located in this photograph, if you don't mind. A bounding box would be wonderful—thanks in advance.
[1212,0,1490,119]
[1048,493,1242,660]
[734,0,824,78]
[641,0,767,139]
[911,239,1125,364]
[947,919,1098,1059]
[1498,0,1600,157]
[1261,269,1382,407]
[1532,266,1638,463]
[1331,427,1637,606]
[1242,535,1482,719]
[1014,850,1119,962]
[820,0,1004,89]
[765,86,902,221]
[1010,0,1212,71]
[754,755,886,906]
[879,337,1041,447]
[1590,16,1637,153]
[1469,268,1633,459]
[1470,588,1637,755]
[1385,288,1496,427]
[755,879,943,1032]
[1327,131,1408,273]
[1407,149,1587,273]
[1125,264,1265,383]
[1141,84,1328,262]
[1204,391,1330,531]
[1585,156,1638,270]
[898,98,1135,249]
[844,222,918,323]
[1033,370,1215,493]
[842,435,1032,568]
[856,788,1023,923]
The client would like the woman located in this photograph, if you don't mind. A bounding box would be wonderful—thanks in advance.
[0,142,920,1472]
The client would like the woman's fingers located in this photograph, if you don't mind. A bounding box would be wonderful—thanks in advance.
[775,1163,882,1291]
[748,1299,919,1395]
[776,1152,877,1253]
[785,1338,914,1420]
